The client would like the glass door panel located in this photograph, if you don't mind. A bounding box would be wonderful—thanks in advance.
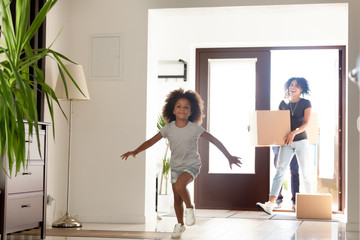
[208,59,256,174]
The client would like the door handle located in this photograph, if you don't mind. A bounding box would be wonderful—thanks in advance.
[21,204,31,208]
[349,67,359,81]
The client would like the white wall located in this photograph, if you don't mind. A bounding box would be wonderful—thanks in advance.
[44,0,71,225]
[46,0,150,223]
[44,0,360,231]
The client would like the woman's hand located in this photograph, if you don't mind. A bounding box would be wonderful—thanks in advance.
[228,156,242,169]
[121,151,136,160]
[284,132,295,145]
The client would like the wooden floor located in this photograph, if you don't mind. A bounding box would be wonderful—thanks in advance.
[6,210,360,240]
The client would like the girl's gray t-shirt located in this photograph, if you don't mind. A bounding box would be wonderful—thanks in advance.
[160,121,205,171]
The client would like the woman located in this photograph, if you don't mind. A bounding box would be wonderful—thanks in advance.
[257,77,313,215]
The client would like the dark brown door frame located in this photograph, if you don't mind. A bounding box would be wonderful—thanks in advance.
[195,46,346,212]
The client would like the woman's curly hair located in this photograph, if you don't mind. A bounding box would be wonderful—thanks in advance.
[284,77,310,96]
[162,88,205,124]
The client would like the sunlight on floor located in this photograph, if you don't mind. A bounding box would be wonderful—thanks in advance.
[7,210,360,240]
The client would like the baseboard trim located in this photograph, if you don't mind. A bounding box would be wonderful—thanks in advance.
[346,222,360,232]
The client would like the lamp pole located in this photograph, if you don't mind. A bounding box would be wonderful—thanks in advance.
[52,100,82,228]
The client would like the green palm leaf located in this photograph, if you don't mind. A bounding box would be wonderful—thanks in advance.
[0,0,81,176]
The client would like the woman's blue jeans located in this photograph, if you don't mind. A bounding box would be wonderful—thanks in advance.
[273,146,299,204]
[270,139,313,197]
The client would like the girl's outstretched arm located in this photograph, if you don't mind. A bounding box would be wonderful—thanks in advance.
[201,131,242,169]
[121,132,163,160]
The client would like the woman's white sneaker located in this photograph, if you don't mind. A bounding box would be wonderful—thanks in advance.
[185,208,196,226]
[171,223,186,239]
[256,201,274,215]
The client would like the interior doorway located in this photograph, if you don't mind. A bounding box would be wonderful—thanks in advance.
[195,46,345,212]
[147,4,348,215]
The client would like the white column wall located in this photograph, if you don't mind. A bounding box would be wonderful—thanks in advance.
[44,0,71,226]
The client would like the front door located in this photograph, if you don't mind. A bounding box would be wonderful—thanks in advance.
[194,47,345,212]
[195,48,271,210]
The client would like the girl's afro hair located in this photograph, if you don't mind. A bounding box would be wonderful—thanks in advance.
[162,88,205,124]
[284,77,310,96]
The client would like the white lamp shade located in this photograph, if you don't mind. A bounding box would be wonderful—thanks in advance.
[55,64,90,101]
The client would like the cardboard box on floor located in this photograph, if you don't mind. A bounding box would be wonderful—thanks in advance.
[296,193,332,220]
[249,110,319,146]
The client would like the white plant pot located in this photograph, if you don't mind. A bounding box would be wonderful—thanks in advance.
[157,194,172,213]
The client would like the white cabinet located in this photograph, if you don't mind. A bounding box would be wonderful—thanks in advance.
[0,122,49,240]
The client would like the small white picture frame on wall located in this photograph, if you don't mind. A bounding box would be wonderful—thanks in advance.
[90,34,122,80]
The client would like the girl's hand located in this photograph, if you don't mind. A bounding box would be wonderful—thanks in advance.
[284,132,295,145]
[121,151,136,160]
[228,156,242,169]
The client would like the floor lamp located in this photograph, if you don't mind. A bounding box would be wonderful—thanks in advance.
[53,65,90,228]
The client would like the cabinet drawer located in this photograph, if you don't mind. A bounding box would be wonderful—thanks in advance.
[7,192,43,230]
[8,165,44,194]
[25,131,45,161]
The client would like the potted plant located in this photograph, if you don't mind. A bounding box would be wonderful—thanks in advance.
[156,114,171,213]
[0,0,82,176]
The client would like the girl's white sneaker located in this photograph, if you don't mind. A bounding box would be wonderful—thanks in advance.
[171,223,186,239]
[185,208,196,226]
[256,201,274,215]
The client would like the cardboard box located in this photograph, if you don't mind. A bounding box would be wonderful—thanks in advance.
[296,193,332,220]
[249,110,291,146]
[307,112,319,144]
[249,110,319,146]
